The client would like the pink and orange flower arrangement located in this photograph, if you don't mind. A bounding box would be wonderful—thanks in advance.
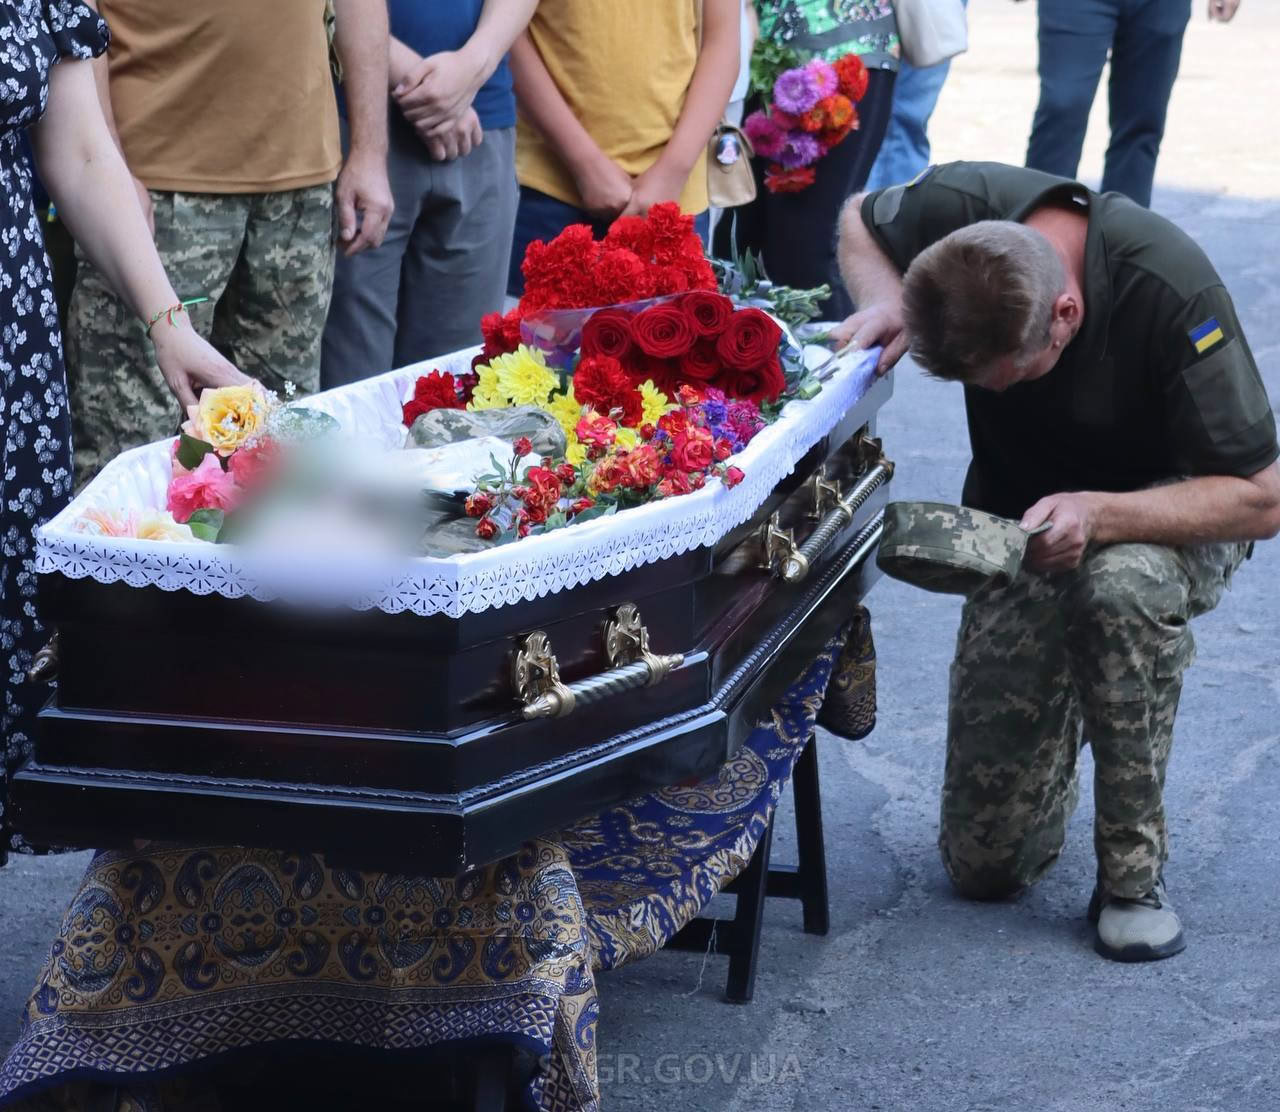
[165,384,281,540]
[744,52,869,194]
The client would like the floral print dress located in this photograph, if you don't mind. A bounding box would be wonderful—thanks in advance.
[0,0,110,864]
[757,0,899,71]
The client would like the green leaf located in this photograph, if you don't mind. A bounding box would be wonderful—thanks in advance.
[187,508,225,543]
[177,433,217,471]
[569,504,615,525]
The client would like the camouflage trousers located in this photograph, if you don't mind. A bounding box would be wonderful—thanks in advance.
[67,185,335,484]
[940,539,1249,901]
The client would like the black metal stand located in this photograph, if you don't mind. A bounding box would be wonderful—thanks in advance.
[664,733,829,1003]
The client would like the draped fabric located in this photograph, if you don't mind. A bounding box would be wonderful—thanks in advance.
[0,623,874,1111]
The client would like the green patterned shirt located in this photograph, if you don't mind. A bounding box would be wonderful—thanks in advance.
[757,0,899,72]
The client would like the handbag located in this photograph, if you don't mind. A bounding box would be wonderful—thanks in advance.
[694,0,757,209]
[707,121,757,209]
[894,0,969,69]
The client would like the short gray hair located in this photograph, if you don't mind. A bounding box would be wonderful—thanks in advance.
[901,221,1065,382]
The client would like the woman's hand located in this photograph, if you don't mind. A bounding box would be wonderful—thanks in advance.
[150,320,251,410]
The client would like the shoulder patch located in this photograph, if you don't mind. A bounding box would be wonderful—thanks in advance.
[906,164,936,189]
[1188,317,1226,355]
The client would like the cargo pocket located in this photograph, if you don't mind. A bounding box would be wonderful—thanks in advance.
[1155,627,1196,680]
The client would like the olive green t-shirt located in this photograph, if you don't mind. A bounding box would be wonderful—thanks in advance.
[861,161,1278,518]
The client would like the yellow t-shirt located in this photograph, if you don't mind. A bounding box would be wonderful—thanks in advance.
[98,0,341,194]
[517,0,709,215]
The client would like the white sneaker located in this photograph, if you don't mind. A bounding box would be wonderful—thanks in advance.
[1090,878,1186,963]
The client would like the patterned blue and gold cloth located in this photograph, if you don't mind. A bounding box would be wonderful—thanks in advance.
[0,633,857,1112]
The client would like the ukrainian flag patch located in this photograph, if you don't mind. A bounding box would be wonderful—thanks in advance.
[1188,317,1226,355]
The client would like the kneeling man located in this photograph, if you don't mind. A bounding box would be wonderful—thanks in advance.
[835,161,1280,961]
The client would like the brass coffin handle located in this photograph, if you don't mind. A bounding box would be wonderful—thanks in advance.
[780,441,895,583]
[26,631,59,684]
[512,603,684,721]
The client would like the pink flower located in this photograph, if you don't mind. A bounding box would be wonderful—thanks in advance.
[166,453,240,524]
[807,60,839,99]
[743,111,786,160]
[773,66,822,115]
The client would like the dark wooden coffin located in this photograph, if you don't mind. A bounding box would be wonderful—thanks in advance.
[13,376,893,874]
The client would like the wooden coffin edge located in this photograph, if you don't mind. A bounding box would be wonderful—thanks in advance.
[12,514,884,875]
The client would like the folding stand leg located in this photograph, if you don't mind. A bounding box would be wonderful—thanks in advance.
[723,816,774,1004]
[789,733,829,935]
[663,732,830,1002]
[470,1047,512,1112]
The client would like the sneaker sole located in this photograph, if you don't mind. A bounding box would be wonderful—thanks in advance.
[1093,929,1186,963]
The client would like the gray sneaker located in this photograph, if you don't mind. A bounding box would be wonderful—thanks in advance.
[1088,878,1186,962]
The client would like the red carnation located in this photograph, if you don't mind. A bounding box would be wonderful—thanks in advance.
[604,214,656,261]
[681,291,734,338]
[764,165,817,194]
[717,351,787,405]
[678,339,722,382]
[715,308,782,369]
[403,370,464,426]
[574,354,644,426]
[634,304,696,358]
[581,308,637,363]
[590,247,652,305]
[834,53,869,102]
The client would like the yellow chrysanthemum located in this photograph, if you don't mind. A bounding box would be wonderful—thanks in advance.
[467,365,506,410]
[545,387,586,442]
[614,426,640,451]
[564,436,588,468]
[490,345,559,407]
[638,379,675,426]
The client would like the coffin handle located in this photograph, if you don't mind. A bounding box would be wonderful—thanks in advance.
[513,604,684,720]
[26,631,59,684]
[781,447,894,584]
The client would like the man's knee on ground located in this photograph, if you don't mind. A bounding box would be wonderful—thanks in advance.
[939,834,1036,902]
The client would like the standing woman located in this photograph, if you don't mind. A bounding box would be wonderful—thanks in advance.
[719,0,898,319]
[0,0,244,864]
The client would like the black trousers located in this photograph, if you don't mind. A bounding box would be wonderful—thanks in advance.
[1026,0,1191,208]
[714,68,896,320]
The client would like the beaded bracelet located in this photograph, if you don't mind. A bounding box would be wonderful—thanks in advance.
[145,297,209,339]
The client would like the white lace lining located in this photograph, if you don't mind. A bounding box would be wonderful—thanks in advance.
[36,345,879,617]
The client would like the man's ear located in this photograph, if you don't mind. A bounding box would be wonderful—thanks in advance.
[1049,291,1083,345]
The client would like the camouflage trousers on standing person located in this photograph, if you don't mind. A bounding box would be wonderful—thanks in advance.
[66,185,335,485]
[940,539,1250,902]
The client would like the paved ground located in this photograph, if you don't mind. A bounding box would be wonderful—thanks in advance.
[3,3,1279,1109]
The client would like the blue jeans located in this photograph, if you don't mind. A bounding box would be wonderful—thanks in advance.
[508,188,710,297]
[1026,0,1191,207]
[864,0,967,193]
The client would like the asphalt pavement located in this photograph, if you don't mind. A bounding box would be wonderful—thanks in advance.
[3,3,1279,1110]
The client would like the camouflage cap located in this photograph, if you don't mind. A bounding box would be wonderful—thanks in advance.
[877,501,1043,596]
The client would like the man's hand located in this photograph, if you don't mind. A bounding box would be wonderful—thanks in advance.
[421,109,484,162]
[335,148,394,256]
[1209,0,1241,21]
[1020,491,1100,572]
[572,154,634,222]
[829,303,909,375]
[621,161,688,217]
[394,49,486,132]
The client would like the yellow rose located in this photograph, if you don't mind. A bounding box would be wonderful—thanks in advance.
[135,512,195,543]
[191,385,269,455]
